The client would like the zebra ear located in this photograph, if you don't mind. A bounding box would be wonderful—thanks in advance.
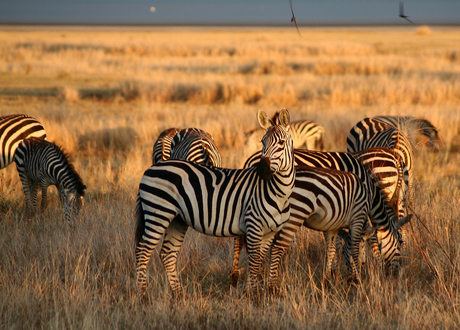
[257,110,271,130]
[277,109,290,128]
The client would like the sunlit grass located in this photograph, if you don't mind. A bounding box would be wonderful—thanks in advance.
[0,26,460,328]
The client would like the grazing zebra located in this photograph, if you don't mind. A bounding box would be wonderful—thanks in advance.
[374,115,441,151]
[346,117,414,188]
[0,114,46,169]
[152,127,181,164]
[135,109,296,297]
[14,138,86,223]
[231,147,410,283]
[244,115,324,157]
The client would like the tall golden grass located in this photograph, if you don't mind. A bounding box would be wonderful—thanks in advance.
[1,26,460,328]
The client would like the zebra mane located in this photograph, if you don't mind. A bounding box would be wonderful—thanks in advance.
[52,142,86,197]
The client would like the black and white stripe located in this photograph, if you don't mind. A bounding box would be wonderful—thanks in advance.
[352,147,409,220]
[374,115,441,151]
[14,138,86,223]
[152,127,221,167]
[0,114,46,169]
[152,127,181,164]
[169,128,222,167]
[135,109,296,297]
[346,117,414,187]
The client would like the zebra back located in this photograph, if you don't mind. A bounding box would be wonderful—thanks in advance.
[14,138,86,222]
[170,128,222,167]
[152,127,181,164]
[0,114,46,169]
[346,118,414,186]
[374,115,441,151]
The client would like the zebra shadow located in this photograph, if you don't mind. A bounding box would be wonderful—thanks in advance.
[78,127,137,159]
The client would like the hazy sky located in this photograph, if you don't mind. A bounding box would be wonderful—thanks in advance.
[1,0,459,25]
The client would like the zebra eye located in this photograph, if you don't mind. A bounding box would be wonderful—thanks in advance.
[278,140,285,146]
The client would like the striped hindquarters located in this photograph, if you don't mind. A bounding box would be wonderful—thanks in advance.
[0,114,46,169]
[346,117,414,185]
[374,115,441,151]
[152,127,181,164]
[170,128,222,167]
[352,147,408,219]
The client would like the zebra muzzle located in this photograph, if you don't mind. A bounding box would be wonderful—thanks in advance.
[257,157,274,181]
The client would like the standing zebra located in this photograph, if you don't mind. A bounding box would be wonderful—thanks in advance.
[374,115,441,151]
[135,109,296,297]
[346,117,414,188]
[0,114,46,169]
[152,127,181,164]
[232,148,410,283]
[244,115,324,157]
[14,138,86,223]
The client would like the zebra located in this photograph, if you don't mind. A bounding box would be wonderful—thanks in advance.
[0,114,46,169]
[152,127,181,164]
[169,128,222,167]
[152,127,221,167]
[234,166,409,283]
[135,109,296,297]
[244,115,324,157]
[346,117,414,188]
[231,147,410,283]
[374,115,441,151]
[14,137,86,223]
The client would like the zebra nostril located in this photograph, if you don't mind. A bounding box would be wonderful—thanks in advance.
[257,157,273,181]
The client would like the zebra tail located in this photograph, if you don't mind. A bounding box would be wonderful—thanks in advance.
[135,193,145,246]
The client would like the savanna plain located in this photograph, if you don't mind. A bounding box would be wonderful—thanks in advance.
[1,25,460,329]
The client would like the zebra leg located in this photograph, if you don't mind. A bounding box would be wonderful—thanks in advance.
[231,236,246,286]
[40,184,48,214]
[348,217,366,282]
[159,218,188,298]
[245,230,276,296]
[26,181,39,221]
[267,220,302,293]
[135,209,172,296]
[324,231,338,282]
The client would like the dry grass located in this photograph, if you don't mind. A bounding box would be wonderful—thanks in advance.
[1,26,460,329]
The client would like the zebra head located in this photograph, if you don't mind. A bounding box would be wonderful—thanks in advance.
[256,109,293,181]
[62,185,86,223]
[376,211,412,274]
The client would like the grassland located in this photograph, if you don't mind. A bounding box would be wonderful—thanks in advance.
[1,25,460,329]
